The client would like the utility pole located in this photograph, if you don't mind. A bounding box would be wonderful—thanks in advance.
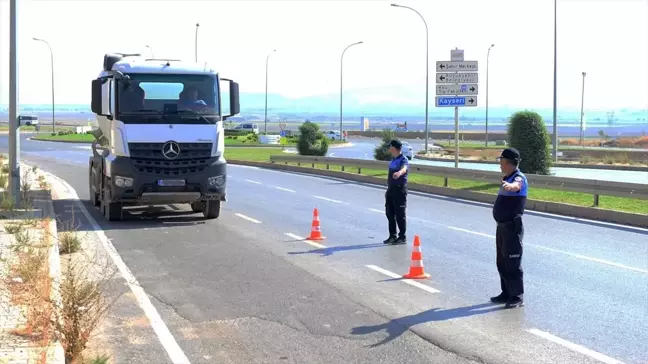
[9,0,21,205]
[264,50,276,135]
[552,0,559,161]
[485,44,494,147]
[33,38,56,133]
[195,23,200,62]
[580,72,587,145]
[340,41,363,138]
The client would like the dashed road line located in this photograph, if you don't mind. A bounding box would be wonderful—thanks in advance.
[368,208,383,213]
[274,186,296,193]
[284,233,327,249]
[448,227,648,275]
[526,328,625,364]
[366,265,440,294]
[313,195,344,204]
[235,213,261,224]
[245,179,262,185]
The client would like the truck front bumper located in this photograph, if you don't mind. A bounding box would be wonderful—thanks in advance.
[105,156,227,205]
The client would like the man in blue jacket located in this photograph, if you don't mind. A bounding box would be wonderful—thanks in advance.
[490,148,528,308]
[383,139,409,245]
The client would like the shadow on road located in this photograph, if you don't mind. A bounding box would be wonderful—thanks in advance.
[351,303,505,347]
[287,243,388,257]
[52,198,208,233]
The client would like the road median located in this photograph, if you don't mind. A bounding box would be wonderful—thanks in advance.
[225,148,647,228]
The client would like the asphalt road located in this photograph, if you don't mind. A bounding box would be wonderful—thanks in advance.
[2,136,648,364]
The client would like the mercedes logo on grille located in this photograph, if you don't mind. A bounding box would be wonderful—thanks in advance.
[162,141,181,160]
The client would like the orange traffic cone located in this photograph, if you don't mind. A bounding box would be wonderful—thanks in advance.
[307,208,325,241]
[403,235,430,279]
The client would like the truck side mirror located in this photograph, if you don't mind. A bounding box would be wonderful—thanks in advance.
[229,81,240,117]
[91,79,102,114]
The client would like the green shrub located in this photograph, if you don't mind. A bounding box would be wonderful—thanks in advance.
[246,133,259,143]
[224,129,248,137]
[374,129,396,161]
[297,121,329,156]
[506,110,552,175]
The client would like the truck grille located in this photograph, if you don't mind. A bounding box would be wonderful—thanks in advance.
[128,142,213,176]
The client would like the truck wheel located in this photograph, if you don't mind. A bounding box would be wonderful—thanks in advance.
[89,167,99,207]
[202,200,221,219]
[101,177,123,221]
[190,201,203,212]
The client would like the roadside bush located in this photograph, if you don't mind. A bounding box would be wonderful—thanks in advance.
[224,129,248,137]
[297,121,329,156]
[246,133,259,143]
[373,129,396,161]
[507,110,552,175]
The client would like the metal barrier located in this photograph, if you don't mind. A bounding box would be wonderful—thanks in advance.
[269,155,648,205]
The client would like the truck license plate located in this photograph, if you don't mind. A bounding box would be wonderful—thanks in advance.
[158,179,186,187]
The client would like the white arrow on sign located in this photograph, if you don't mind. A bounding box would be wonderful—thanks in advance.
[436,84,479,95]
[436,61,478,72]
[436,72,479,84]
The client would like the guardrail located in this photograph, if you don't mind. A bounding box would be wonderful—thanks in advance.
[269,155,648,205]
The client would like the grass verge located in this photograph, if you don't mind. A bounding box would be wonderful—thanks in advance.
[227,148,648,215]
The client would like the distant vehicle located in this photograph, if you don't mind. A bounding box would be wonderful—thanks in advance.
[401,142,413,160]
[18,115,39,126]
[234,123,259,134]
[323,130,342,140]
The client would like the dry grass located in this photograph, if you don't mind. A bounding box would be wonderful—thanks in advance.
[560,135,648,148]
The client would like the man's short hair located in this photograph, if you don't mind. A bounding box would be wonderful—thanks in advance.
[390,139,402,150]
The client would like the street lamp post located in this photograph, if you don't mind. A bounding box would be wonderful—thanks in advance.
[391,3,429,152]
[146,44,154,58]
[552,0,558,161]
[195,23,200,62]
[340,41,363,139]
[485,44,495,147]
[264,49,276,135]
[579,72,587,145]
[33,37,55,133]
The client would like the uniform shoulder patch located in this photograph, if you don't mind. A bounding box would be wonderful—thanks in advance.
[514,176,523,182]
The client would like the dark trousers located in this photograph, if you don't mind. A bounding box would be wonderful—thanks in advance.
[385,187,407,239]
[495,216,524,297]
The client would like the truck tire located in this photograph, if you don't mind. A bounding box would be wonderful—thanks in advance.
[202,200,221,219]
[89,166,100,207]
[101,176,123,221]
[190,201,203,212]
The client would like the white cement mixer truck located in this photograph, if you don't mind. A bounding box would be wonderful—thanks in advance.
[89,53,240,221]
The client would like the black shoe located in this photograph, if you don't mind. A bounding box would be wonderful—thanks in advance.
[392,237,407,245]
[505,296,524,308]
[490,293,509,304]
[383,236,397,244]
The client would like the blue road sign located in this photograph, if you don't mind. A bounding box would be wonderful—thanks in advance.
[435,96,478,107]
[280,131,286,137]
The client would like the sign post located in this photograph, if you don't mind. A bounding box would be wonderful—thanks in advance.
[435,49,479,168]
[8,0,21,206]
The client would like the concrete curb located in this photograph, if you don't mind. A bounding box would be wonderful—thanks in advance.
[228,159,648,229]
[415,155,648,172]
[19,163,65,364]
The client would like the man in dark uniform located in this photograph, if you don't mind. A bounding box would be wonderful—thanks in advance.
[383,139,409,245]
[490,147,528,308]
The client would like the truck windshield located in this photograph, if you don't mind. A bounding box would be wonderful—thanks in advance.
[117,73,220,124]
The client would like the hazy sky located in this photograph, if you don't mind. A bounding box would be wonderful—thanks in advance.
[0,0,647,111]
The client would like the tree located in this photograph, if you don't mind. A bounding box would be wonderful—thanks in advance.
[507,110,552,175]
[297,121,329,156]
[374,129,396,161]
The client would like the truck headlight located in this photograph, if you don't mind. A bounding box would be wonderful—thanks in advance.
[208,175,225,187]
[114,176,133,187]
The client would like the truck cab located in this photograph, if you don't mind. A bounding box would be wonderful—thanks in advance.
[89,53,240,221]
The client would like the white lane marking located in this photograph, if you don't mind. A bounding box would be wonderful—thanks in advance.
[448,226,495,239]
[245,179,262,184]
[75,146,92,150]
[44,173,192,364]
[366,265,441,294]
[235,213,261,224]
[369,208,383,213]
[274,186,296,193]
[527,329,625,364]
[284,233,327,249]
[314,195,344,204]
[448,227,648,275]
